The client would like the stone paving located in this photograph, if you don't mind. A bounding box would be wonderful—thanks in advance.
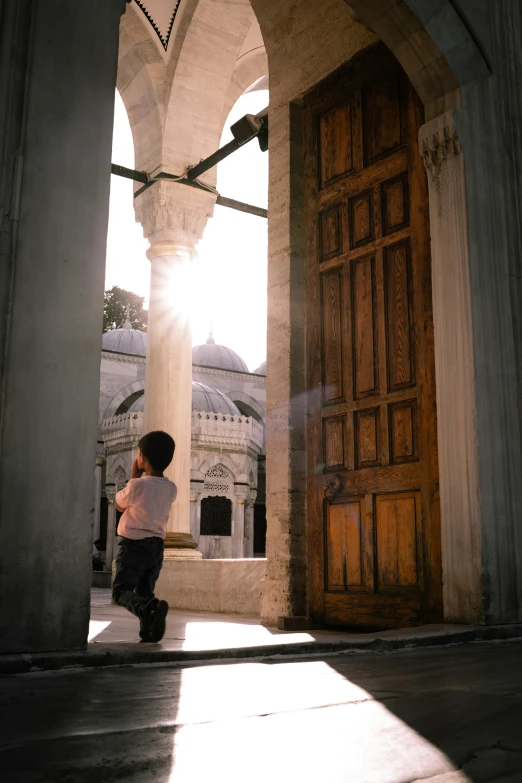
[1,638,522,782]
[2,590,521,675]
[88,588,516,654]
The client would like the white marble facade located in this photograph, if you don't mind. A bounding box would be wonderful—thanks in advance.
[97,317,266,561]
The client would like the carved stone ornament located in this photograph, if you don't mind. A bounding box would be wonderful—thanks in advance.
[324,473,344,501]
[419,110,462,177]
[134,179,217,251]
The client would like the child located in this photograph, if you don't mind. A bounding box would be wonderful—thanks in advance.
[113,430,177,643]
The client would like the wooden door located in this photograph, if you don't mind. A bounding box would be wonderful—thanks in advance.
[305,44,442,629]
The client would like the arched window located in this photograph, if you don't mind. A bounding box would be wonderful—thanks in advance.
[203,464,232,495]
[200,496,232,536]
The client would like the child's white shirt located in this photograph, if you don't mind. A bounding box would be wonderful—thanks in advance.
[116,476,177,540]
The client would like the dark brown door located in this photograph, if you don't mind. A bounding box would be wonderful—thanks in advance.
[305,44,442,629]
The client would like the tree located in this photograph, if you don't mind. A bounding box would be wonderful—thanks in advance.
[103,286,148,332]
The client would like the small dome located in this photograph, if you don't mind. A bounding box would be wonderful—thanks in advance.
[102,310,147,357]
[254,360,266,375]
[192,333,248,373]
[192,382,240,415]
[127,383,240,416]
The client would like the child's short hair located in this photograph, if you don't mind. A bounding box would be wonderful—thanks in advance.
[138,430,175,472]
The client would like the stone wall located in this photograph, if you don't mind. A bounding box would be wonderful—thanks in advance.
[249,0,376,624]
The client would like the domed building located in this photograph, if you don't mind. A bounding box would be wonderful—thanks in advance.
[95,326,267,566]
[192,334,249,373]
[101,313,147,357]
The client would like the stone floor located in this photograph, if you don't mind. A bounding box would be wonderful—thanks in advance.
[88,588,489,652]
[1,637,521,782]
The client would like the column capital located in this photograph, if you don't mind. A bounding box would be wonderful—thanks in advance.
[105,484,116,501]
[419,110,462,175]
[134,180,217,258]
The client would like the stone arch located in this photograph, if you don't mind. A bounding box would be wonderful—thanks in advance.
[104,380,145,420]
[247,0,489,113]
[344,0,490,114]
[163,0,261,183]
[108,455,129,485]
[117,3,166,172]
[220,47,269,130]
[227,391,265,425]
[201,463,235,500]
[194,454,239,481]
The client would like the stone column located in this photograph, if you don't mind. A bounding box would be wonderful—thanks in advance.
[419,111,482,624]
[105,485,117,574]
[244,502,255,558]
[189,485,203,547]
[93,455,104,541]
[135,182,216,560]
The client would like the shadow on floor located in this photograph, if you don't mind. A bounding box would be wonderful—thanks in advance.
[3,597,522,783]
[315,641,522,782]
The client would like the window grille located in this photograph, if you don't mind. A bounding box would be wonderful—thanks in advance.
[206,465,230,479]
[200,496,232,536]
[203,465,232,495]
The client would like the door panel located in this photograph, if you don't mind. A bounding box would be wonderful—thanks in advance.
[305,44,442,629]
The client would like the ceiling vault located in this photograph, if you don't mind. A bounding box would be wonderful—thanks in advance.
[133,0,182,51]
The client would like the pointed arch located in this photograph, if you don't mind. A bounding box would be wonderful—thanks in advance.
[193,454,240,481]
[117,3,166,172]
[163,0,260,182]
[103,381,145,420]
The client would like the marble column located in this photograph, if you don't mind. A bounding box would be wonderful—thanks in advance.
[189,485,203,547]
[135,182,216,559]
[105,485,117,574]
[244,502,255,558]
[419,111,482,624]
[93,459,103,541]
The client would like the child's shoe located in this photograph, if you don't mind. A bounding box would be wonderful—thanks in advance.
[145,598,169,643]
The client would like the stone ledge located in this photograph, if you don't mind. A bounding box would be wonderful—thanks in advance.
[1,624,522,676]
[155,558,267,615]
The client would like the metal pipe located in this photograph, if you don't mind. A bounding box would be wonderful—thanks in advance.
[111,164,267,218]
[185,138,240,180]
[216,195,267,219]
[111,163,148,184]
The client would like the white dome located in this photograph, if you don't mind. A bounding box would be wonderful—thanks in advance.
[102,314,147,357]
[254,360,266,375]
[192,334,248,373]
[191,382,240,415]
[127,382,240,416]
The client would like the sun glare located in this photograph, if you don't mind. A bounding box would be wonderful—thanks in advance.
[87,620,111,642]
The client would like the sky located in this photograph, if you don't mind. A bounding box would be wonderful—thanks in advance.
[106,90,269,373]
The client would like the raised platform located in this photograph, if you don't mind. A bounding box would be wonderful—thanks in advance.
[155,557,266,615]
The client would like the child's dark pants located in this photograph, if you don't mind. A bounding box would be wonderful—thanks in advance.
[112,536,164,639]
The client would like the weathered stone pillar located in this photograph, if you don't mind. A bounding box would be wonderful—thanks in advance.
[418,111,483,624]
[135,182,216,559]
